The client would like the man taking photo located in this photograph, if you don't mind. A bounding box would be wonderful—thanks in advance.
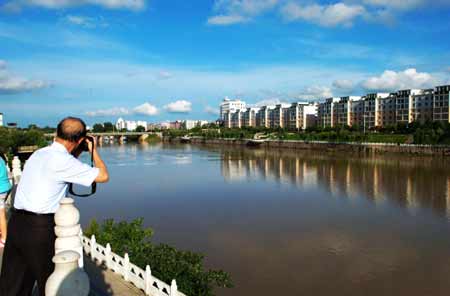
[0,117,109,296]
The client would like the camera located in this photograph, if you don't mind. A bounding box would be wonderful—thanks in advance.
[79,136,95,152]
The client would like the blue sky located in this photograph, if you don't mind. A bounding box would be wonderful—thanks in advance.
[0,0,449,127]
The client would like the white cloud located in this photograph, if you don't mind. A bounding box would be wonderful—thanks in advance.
[207,14,250,25]
[213,0,279,15]
[295,85,333,99]
[85,107,130,117]
[361,68,435,92]
[208,0,278,25]
[333,79,354,90]
[64,15,108,28]
[0,60,49,94]
[133,102,159,116]
[164,100,192,113]
[2,0,146,11]
[251,98,288,107]
[156,71,172,80]
[280,2,366,27]
[205,106,220,115]
[86,102,158,117]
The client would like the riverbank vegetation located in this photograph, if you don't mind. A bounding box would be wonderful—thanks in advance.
[85,218,232,296]
[164,121,450,145]
[0,126,48,157]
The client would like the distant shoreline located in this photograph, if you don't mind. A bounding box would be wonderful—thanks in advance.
[165,137,450,157]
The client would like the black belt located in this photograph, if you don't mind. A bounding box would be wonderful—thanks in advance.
[13,208,54,217]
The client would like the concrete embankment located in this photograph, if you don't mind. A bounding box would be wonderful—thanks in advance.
[164,137,450,157]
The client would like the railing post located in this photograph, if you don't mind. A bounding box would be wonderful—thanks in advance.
[45,251,90,296]
[46,197,90,296]
[54,198,84,268]
[124,253,130,281]
[90,235,96,261]
[105,243,112,269]
[170,280,178,296]
[145,265,152,295]
[12,156,21,183]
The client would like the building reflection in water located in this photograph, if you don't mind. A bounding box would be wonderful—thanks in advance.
[219,147,450,217]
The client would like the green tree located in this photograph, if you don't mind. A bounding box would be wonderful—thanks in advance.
[135,125,146,132]
[85,218,232,296]
[92,123,105,133]
[103,122,114,132]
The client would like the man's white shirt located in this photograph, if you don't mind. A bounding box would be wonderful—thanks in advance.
[14,142,99,214]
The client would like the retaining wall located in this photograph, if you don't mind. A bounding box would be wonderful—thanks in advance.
[165,137,450,156]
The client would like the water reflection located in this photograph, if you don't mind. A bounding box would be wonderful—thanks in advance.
[77,143,450,296]
[219,148,450,217]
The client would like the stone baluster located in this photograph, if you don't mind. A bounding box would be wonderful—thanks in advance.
[170,280,178,296]
[12,156,21,183]
[45,251,90,296]
[54,198,84,268]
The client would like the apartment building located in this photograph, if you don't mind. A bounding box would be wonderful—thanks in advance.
[256,106,274,128]
[285,102,318,130]
[230,110,243,128]
[364,93,389,129]
[350,99,364,128]
[220,97,246,122]
[378,93,396,127]
[333,96,361,127]
[269,104,291,128]
[318,98,340,128]
[411,89,434,124]
[433,85,450,123]
[242,107,260,127]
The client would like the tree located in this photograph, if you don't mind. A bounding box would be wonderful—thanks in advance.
[85,219,232,296]
[135,126,146,132]
[103,122,114,132]
[92,123,105,133]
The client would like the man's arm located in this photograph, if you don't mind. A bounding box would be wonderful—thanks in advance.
[88,137,109,183]
[93,149,109,183]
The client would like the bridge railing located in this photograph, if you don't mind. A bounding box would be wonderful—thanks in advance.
[82,235,184,296]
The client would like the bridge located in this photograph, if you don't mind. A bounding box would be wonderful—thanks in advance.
[44,132,163,143]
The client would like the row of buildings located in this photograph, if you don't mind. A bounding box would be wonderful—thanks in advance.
[220,85,450,130]
[116,118,149,131]
[116,118,211,131]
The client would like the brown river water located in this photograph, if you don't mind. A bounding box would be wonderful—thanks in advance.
[75,143,450,296]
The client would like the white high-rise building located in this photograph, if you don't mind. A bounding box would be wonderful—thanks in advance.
[116,118,125,130]
[220,97,246,122]
[0,113,3,127]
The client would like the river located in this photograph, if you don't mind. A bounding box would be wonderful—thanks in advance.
[76,142,450,296]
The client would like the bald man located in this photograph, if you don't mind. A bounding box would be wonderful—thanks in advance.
[0,117,109,296]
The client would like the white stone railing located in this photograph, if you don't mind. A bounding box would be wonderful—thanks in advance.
[81,235,185,296]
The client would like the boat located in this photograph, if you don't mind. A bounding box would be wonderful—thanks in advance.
[246,139,266,146]
[180,135,191,143]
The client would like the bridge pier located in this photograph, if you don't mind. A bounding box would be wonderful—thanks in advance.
[138,134,148,143]
[118,136,124,144]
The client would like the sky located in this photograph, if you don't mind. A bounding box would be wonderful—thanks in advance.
[0,0,450,127]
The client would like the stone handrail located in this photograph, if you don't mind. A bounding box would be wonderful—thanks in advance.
[81,235,184,296]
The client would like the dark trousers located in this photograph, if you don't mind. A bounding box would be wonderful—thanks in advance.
[0,210,56,296]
